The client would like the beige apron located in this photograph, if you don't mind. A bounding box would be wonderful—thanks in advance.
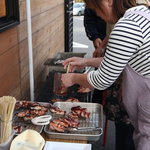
[123,65,150,150]
[122,10,150,150]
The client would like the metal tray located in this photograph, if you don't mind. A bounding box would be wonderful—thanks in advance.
[44,52,86,73]
[44,52,86,66]
[13,102,51,135]
[44,102,103,141]
[55,52,86,59]
[12,122,44,135]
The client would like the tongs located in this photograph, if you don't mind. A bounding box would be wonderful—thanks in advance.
[31,115,52,126]
[54,60,64,65]
[68,127,101,132]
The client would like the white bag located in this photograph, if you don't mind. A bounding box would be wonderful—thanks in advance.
[10,129,45,150]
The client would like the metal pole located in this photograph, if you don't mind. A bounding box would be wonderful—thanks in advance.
[26,0,34,101]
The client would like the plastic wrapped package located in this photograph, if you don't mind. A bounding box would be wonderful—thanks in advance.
[0,131,15,150]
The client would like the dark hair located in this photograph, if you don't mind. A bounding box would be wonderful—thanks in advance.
[84,0,137,19]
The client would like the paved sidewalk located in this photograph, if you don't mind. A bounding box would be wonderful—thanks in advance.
[92,120,115,150]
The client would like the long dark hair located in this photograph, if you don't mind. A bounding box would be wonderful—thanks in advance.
[84,0,137,19]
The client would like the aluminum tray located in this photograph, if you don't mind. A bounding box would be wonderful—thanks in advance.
[13,102,51,135]
[44,102,103,141]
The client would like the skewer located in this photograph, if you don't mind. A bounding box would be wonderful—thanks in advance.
[66,63,70,73]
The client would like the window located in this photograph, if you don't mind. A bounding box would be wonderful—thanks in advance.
[0,0,20,32]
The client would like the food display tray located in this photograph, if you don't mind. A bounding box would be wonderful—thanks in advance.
[13,102,51,135]
[44,102,103,141]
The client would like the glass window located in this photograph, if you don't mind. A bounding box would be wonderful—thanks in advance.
[0,0,20,32]
[0,0,6,18]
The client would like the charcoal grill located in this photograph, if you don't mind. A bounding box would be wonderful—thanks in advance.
[41,52,93,103]
[44,52,86,72]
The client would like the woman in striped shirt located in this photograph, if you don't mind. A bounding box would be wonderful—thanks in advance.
[62,0,150,149]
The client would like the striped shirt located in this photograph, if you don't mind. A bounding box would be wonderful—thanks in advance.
[88,5,150,90]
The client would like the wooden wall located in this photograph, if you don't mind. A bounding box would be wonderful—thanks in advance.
[0,0,65,100]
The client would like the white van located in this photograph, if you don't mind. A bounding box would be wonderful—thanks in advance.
[73,3,85,16]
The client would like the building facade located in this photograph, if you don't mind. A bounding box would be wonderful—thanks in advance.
[0,0,65,100]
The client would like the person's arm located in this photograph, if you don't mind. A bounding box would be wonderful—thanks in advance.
[62,19,143,89]
[84,8,105,41]
[63,57,103,72]
[93,36,109,57]
[93,24,115,57]
[84,8,106,57]
[88,19,143,90]
[62,73,93,88]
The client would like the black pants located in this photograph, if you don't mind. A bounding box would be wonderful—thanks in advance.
[92,68,103,104]
[115,122,135,150]
[92,89,103,104]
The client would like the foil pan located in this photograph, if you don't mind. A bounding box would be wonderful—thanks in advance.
[44,102,103,141]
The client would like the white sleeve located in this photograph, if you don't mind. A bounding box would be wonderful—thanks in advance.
[87,18,143,90]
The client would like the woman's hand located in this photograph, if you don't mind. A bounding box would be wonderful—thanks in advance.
[93,38,103,57]
[61,73,76,87]
[63,56,103,71]
[93,38,107,57]
[61,73,93,88]
[93,47,105,58]
[63,57,88,72]
[93,38,102,49]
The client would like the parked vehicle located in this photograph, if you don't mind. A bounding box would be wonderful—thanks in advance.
[73,3,85,16]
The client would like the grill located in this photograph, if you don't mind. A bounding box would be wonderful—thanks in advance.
[36,52,93,103]
[44,52,86,66]
[44,52,86,73]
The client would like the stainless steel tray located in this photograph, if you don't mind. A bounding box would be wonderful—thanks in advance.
[44,102,103,141]
[44,52,86,73]
[13,101,51,135]
[55,52,86,60]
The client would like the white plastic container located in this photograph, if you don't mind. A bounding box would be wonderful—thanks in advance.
[44,141,91,150]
